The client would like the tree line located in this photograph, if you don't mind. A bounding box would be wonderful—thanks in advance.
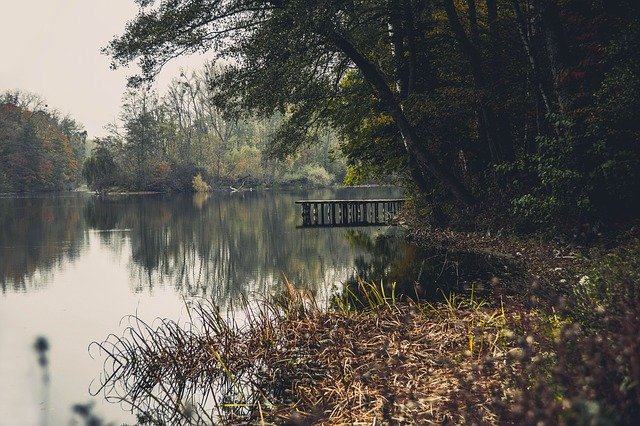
[83,63,347,192]
[0,91,87,192]
[106,0,640,231]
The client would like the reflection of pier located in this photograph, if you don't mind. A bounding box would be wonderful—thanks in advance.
[295,199,406,228]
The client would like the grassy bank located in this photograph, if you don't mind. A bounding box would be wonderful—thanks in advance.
[94,226,640,424]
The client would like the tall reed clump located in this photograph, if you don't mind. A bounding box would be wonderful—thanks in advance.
[93,280,534,424]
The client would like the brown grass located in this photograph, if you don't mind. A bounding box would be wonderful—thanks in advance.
[92,270,640,425]
[92,283,535,425]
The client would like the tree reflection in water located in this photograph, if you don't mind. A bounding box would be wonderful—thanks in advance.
[0,187,516,306]
[81,189,402,304]
[0,195,87,293]
[338,230,522,307]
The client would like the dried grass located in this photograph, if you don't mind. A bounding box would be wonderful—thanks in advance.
[92,283,526,425]
[92,273,640,425]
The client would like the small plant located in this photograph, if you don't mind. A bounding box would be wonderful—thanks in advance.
[192,173,210,193]
[332,276,401,313]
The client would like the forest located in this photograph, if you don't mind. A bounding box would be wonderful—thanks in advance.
[0,91,87,192]
[4,0,639,234]
[0,76,347,195]
[104,0,640,233]
[82,64,347,192]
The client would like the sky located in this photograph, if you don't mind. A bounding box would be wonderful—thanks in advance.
[0,0,212,138]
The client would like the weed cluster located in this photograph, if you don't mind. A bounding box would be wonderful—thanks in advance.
[93,282,521,424]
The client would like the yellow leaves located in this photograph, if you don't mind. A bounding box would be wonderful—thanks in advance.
[362,113,393,132]
[192,173,210,192]
[340,70,362,89]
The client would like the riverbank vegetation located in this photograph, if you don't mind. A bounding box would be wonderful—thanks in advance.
[95,233,640,424]
[92,211,640,424]
[82,66,347,193]
[0,91,87,192]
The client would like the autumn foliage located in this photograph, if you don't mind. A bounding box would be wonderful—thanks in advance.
[0,92,87,192]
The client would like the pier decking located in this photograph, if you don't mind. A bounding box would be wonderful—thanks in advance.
[295,198,406,227]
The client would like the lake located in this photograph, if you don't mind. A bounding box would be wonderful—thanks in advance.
[0,187,407,425]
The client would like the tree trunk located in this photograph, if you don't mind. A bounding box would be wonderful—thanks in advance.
[329,31,476,207]
[443,0,514,163]
[467,0,480,44]
[540,0,570,114]
[487,0,498,35]
[511,0,553,117]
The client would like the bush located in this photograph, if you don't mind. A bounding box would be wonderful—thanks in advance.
[225,145,263,180]
[301,164,334,186]
[82,147,118,191]
[571,239,640,327]
[279,164,335,187]
[192,173,210,193]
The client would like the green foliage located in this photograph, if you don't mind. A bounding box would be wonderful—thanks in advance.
[280,164,335,187]
[82,145,117,191]
[299,164,334,187]
[497,116,589,227]
[105,0,640,229]
[88,73,345,191]
[225,145,262,181]
[571,239,640,327]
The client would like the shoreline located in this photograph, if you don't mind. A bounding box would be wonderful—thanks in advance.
[0,184,402,198]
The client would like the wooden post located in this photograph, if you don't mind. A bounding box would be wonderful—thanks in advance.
[363,202,368,224]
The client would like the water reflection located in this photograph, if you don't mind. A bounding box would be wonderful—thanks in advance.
[340,230,519,305]
[0,195,87,293]
[0,188,404,301]
[81,191,394,302]
[0,189,513,305]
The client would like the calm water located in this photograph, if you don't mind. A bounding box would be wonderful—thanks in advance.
[0,187,405,425]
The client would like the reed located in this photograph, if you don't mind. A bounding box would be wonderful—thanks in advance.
[92,283,525,424]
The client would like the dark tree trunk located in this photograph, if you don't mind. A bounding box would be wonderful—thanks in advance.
[443,0,515,163]
[540,0,571,113]
[402,0,418,96]
[467,0,480,44]
[511,0,553,117]
[329,31,477,207]
[388,0,408,98]
[487,0,498,35]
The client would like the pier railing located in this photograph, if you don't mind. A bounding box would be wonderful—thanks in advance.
[295,198,406,228]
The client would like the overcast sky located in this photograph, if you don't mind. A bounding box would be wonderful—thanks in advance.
[0,1,211,138]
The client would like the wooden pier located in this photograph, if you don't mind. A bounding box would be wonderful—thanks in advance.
[295,198,406,228]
